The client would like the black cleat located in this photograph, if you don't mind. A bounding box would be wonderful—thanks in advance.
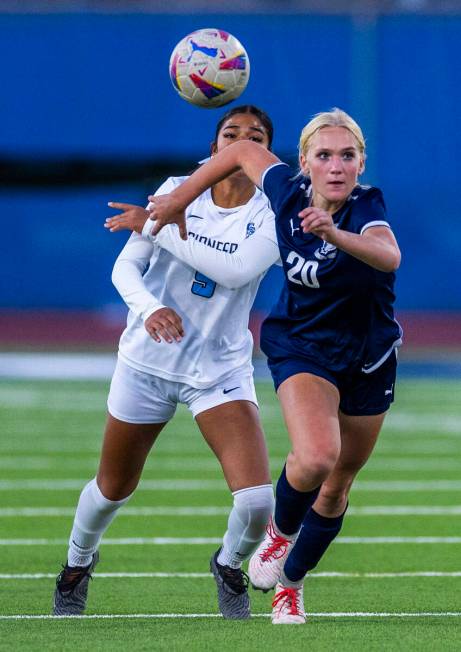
[52,551,99,616]
[210,549,250,619]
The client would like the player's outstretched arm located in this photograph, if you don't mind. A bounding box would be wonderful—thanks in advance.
[106,208,279,288]
[105,203,150,233]
[148,141,279,239]
[141,217,280,289]
[299,206,401,273]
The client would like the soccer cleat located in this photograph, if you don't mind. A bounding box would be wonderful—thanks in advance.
[209,549,251,619]
[52,551,99,616]
[271,582,306,625]
[248,516,296,592]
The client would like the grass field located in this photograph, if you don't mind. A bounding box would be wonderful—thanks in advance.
[0,376,460,651]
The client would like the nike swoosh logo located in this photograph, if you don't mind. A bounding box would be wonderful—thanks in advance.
[188,214,204,220]
[71,540,86,550]
[223,386,240,394]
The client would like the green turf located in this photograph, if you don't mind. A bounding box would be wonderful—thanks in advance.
[0,377,460,650]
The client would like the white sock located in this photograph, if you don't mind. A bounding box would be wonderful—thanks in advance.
[279,570,304,589]
[67,478,131,567]
[218,484,274,568]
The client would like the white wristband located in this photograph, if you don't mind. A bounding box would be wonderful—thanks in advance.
[142,217,156,239]
[142,300,166,322]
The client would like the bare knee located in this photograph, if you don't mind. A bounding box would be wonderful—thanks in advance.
[96,472,140,502]
[97,418,163,501]
[288,446,339,490]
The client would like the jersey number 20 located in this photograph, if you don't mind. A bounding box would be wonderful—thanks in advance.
[191,271,216,298]
[286,251,319,288]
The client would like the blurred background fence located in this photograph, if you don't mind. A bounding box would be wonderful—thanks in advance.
[1,0,460,356]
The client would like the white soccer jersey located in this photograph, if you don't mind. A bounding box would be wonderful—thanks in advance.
[112,176,279,389]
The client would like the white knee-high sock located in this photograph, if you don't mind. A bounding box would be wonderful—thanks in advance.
[218,484,274,568]
[67,478,131,567]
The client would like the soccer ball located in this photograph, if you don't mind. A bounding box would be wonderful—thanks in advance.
[169,28,250,108]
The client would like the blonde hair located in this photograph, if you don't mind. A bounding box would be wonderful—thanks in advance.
[299,108,366,158]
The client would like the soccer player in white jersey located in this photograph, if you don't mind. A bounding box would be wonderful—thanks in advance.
[52,106,281,620]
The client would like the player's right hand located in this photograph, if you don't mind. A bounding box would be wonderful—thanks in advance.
[105,203,150,234]
[144,308,185,344]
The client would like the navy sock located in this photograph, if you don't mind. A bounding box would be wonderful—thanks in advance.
[274,465,321,536]
[284,506,347,582]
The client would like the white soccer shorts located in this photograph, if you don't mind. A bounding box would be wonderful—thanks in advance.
[107,358,258,424]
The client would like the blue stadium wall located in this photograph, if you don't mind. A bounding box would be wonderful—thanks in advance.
[1,13,460,313]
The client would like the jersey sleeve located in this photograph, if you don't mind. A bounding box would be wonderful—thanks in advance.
[111,233,165,322]
[261,163,299,216]
[353,188,392,235]
[144,211,280,290]
[149,176,184,200]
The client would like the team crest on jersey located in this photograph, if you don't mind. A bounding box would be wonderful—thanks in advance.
[290,218,300,237]
[246,222,255,238]
[314,240,337,260]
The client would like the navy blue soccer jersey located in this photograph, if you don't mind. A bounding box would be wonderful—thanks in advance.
[260,163,402,374]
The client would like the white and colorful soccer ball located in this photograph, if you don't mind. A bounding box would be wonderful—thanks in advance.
[169,28,250,108]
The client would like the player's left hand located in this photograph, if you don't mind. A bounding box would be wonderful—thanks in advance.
[147,194,188,241]
[144,307,185,344]
[105,203,150,233]
[298,207,336,242]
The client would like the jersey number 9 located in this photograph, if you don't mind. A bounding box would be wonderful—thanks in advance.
[191,272,217,298]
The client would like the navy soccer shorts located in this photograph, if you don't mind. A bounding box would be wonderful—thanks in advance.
[267,349,398,416]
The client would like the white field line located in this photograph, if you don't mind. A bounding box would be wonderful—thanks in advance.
[1,612,461,620]
[384,413,461,434]
[266,406,461,436]
[0,480,227,491]
[9,435,461,456]
[0,506,230,517]
[6,441,459,456]
[2,479,461,492]
[1,383,461,433]
[1,505,461,517]
[377,441,460,454]
[0,441,209,454]
[366,459,461,471]
[1,536,461,545]
[0,457,57,470]
[0,456,459,472]
[1,571,461,580]
[0,353,116,381]
[353,481,461,491]
[0,457,221,471]
[349,506,461,515]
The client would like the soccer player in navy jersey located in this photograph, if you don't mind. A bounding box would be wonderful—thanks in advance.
[129,108,402,624]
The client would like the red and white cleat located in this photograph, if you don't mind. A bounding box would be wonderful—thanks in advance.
[248,517,296,592]
[271,582,306,625]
